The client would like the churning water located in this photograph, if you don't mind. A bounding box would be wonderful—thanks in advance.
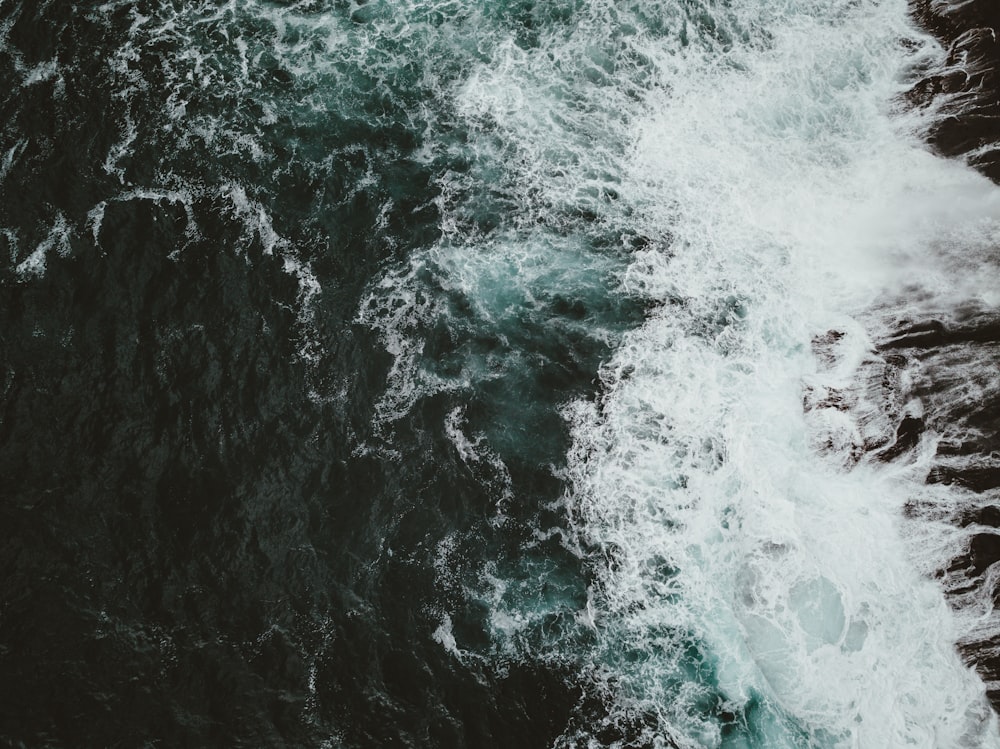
[3,0,1000,746]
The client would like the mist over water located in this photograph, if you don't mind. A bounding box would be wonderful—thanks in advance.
[3,0,1000,746]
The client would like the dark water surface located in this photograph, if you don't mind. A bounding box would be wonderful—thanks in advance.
[0,1,621,745]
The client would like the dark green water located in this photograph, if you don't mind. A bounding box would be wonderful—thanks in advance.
[0,1,648,745]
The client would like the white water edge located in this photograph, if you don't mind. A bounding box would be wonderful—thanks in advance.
[351,0,1000,745]
[558,1,1000,747]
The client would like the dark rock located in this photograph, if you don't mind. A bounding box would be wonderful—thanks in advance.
[948,532,1000,578]
[811,330,846,369]
[880,318,1000,349]
[958,504,1000,528]
[875,415,925,461]
[908,0,1000,182]
[868,295,1000,711]
[928,464,1000,492]
[910,0,1000,45]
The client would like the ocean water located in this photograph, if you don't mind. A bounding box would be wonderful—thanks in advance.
[3,0,1000,746]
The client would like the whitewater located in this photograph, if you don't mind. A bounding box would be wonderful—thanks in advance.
[362,0,1000,746]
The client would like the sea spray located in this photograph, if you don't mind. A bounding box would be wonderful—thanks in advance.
[362,0,1000,745]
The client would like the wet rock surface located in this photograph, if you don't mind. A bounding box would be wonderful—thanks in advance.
[908,0,1000,181]
[900,0,1000,696]
[873,307,1000,708]
[807,302,1000,710]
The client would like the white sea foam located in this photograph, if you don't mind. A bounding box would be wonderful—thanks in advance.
[0,138,26,183]
[547,0,1000,746]
[432,614,462,658]
[87,201,107,246]
[353,0,1000,745]
[15,213,72,280]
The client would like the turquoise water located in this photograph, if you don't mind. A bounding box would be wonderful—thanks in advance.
[3,0,1000,746]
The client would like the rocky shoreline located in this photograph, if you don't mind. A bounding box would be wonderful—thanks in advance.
[888,0,1000,710]
[908,0,1000,181]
